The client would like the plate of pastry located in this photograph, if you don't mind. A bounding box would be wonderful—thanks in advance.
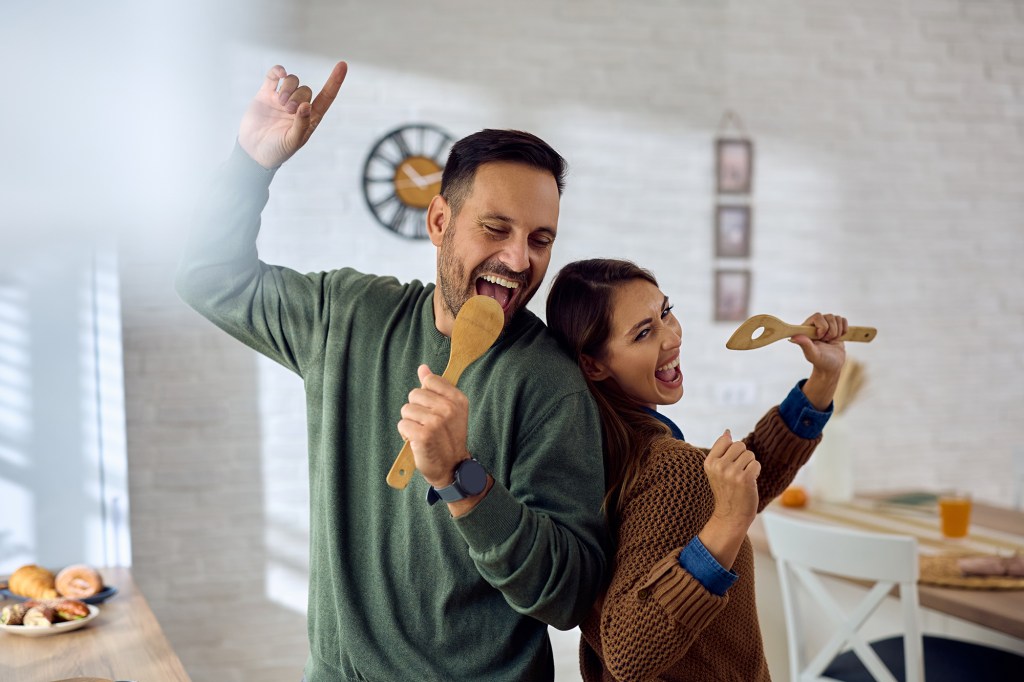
[0,563,116,604]
[0,601,99,637]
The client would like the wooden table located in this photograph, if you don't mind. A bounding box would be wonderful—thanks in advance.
[1,567,191,682]
[748,494,1024,641]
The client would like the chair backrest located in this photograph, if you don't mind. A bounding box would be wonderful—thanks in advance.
[762,512,924,682]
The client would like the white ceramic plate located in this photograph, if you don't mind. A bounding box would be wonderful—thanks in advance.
[0,604,99,637]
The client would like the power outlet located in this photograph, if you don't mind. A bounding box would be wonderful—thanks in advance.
[714,381,757,406]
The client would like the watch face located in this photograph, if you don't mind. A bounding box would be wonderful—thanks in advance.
[457,458,488,496]
[362,124,456,239]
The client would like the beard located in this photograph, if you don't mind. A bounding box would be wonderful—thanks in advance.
[437,223,536,323]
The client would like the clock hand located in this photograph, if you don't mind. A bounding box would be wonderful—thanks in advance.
[395,177,434,190]
[400,164,428,188]
[418,170,445,185]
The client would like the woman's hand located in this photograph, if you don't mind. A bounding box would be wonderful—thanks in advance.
[704,429,760,528]
[789,312,848,410]
[698,430,761,569]
[789,312,847,374]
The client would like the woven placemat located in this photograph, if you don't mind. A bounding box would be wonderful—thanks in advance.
[919,554,1024,590]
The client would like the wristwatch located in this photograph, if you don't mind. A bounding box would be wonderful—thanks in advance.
[426,458,488,506]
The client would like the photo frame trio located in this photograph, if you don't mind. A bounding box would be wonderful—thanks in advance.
[713,113,754,322]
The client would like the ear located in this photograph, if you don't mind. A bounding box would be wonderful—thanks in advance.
[426,194,449,247]
[580,353,610,381]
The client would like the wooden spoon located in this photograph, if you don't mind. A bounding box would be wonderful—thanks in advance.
[386,295,505,489]
[726,314,877,351]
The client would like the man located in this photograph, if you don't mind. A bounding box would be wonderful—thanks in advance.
[176,61,607,681]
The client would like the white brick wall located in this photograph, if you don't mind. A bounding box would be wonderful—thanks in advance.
[118,1,1024,679]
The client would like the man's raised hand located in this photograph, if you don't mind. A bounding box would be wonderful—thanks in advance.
[238,61,348,169]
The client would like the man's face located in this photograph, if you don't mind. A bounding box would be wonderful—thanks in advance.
[430,161,560,336]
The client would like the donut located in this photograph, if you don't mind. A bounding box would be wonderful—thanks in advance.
[55,564,103,599]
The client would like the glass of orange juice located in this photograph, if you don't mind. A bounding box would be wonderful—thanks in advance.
[938,490,972,538]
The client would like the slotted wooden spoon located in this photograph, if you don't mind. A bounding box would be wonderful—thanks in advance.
[386,295,505,489]
[726,314,877,351]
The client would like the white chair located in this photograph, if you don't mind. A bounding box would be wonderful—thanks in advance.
[762,511,1024,682]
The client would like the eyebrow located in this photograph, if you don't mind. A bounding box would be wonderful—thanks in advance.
[626,295,669,335]
[479,212,515,224]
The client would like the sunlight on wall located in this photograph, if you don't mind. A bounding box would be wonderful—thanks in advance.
[0,248,130,573]
[0,282,34,568]
[80,250,132,567]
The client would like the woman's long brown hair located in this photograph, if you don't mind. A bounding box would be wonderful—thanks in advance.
[546,259,671,531]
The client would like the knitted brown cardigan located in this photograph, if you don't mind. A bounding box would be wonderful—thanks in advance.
[579,407,821,682]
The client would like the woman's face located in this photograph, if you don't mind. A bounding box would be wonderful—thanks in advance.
[586,278,683,409]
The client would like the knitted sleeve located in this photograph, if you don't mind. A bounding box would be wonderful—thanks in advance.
[596,439,730,682]
[741,407,822,512]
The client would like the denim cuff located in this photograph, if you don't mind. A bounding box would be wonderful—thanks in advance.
[778,379,832,439]
[677,537,739,597]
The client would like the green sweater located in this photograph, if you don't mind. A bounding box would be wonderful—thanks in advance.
[175,146,608,681]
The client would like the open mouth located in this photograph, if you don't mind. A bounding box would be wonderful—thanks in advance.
[476,274,521,312]
[655,357,682,385]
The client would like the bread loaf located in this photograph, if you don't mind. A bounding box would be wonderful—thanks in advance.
[8,564,58,600]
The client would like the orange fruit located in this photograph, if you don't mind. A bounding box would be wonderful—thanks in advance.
[780,485,808,508]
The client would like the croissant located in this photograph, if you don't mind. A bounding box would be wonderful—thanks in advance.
[56,564,103,599]
[8,564,58,600]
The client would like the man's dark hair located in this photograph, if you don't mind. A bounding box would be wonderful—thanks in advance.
[440,129,567,218]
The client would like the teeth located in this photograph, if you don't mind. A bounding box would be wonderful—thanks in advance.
[657,358,680,372]
[481,275,520,289]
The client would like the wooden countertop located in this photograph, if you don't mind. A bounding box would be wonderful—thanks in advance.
[1,567,191,682]
[748,495,1024,641]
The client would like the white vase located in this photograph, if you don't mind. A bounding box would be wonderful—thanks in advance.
[811,416,853,503]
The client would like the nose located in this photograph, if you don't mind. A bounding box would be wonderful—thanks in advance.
[663,323,682,351]
[500,234,531,273]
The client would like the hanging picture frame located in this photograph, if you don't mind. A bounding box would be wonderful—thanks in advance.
[714,269,751,322]
[714,205,752,258]
[715,138,754,194]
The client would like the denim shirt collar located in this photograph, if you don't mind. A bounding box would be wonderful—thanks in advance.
[641,406,685,441]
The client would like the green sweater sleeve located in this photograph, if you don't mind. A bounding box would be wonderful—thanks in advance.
[174,143,328,376]
[453,387,608,630]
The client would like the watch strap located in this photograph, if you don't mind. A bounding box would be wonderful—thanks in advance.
[426,458,487,506]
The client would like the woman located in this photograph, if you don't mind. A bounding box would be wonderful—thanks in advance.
[545,259,847,682]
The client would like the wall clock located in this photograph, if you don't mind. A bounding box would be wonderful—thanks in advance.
[362,123,456,239]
